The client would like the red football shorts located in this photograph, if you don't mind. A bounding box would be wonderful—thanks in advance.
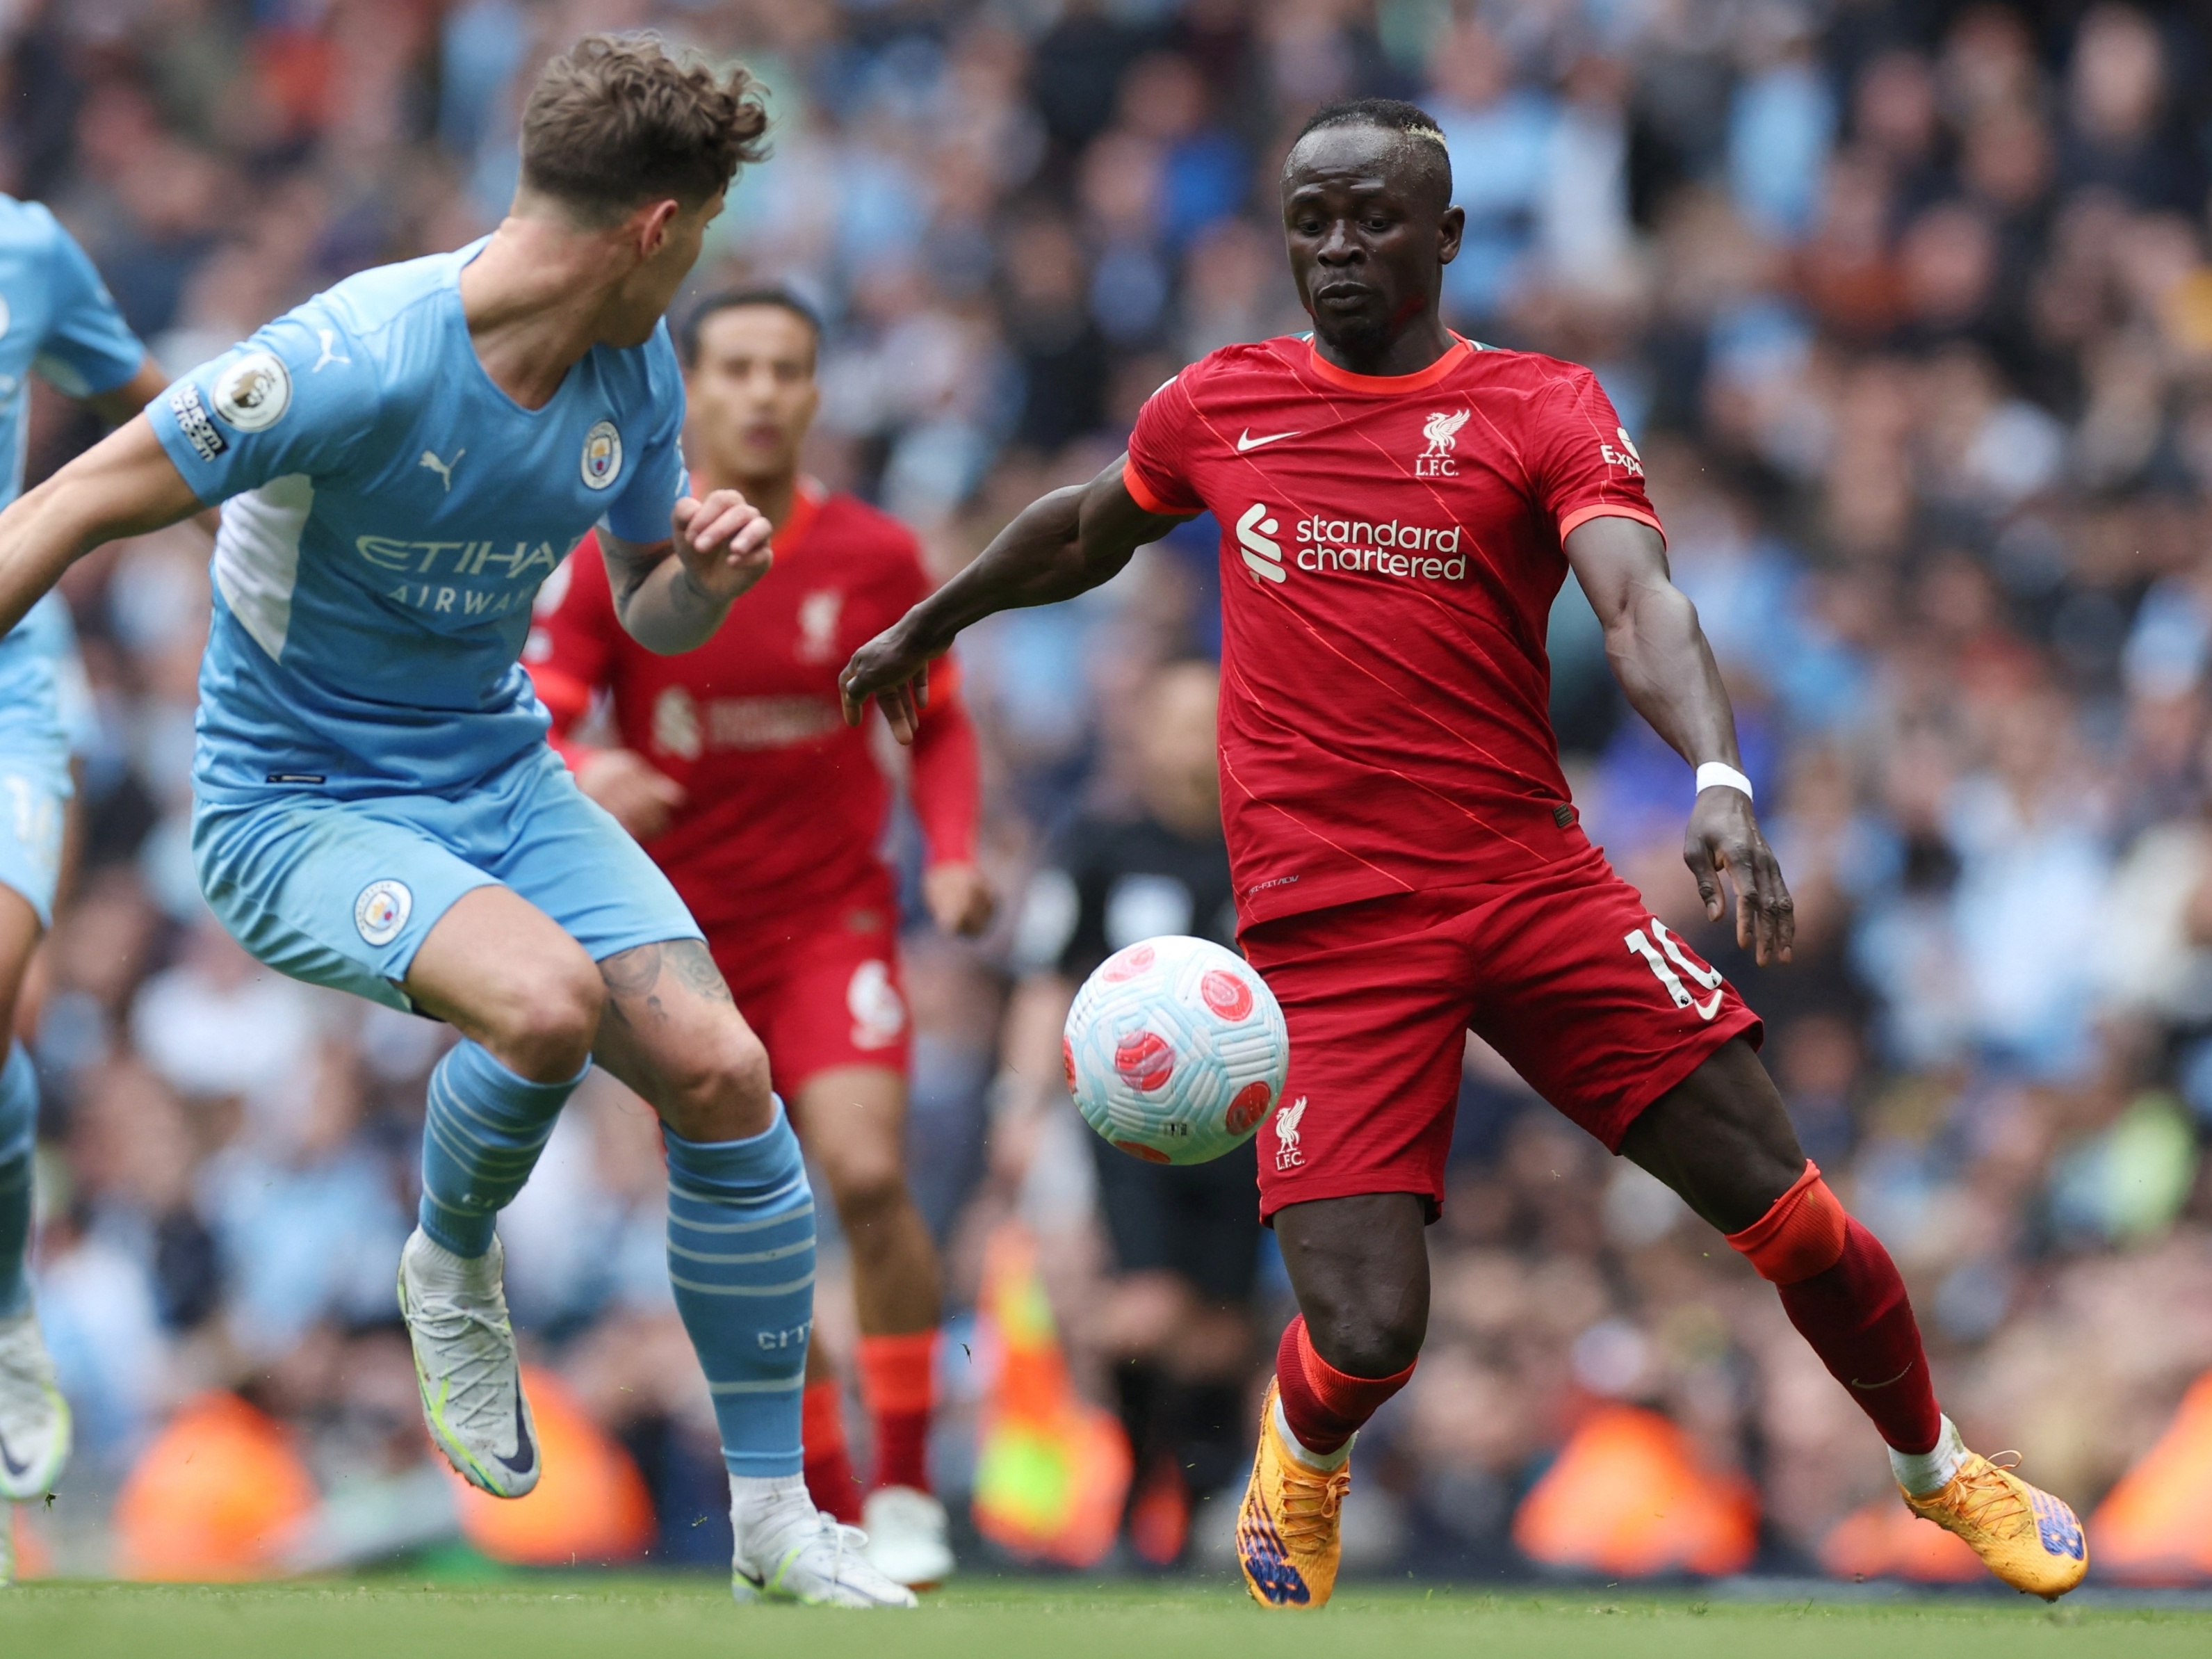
[707,885,911,1101]
[1239,843,1761,1223]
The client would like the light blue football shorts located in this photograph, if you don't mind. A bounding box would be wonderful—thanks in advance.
[0,744,70,929]
[0,610,79,928]
[192,743,702,1012]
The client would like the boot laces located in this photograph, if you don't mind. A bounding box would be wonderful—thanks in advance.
[407,1274,518,1408]
[1276,1462,1349,1547]
[1949,1455,2031,1535]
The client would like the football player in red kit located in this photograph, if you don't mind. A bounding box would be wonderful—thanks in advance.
[530,289,991,1587]
[842,101,2088,1605]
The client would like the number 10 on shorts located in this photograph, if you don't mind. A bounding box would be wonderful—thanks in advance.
[1625,919,1724,1021]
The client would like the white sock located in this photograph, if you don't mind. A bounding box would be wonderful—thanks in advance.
[729,1472,815,1539]
[1273,1392,1353,1472]
[1889,1414,1968,1496]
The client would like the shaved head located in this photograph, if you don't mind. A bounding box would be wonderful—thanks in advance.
[1284,97,1453,216]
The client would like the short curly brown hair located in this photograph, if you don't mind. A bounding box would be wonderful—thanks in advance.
[520,34,771,222]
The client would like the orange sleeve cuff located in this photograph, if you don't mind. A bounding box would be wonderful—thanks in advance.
[1121,458,1184,517]
[1559,504,1666,548]
[1724,1160,1848,1284]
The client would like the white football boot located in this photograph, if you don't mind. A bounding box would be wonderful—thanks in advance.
[731,1478,918,1608]
[0,1306,70,1503]
[397,1229,540,1498]
[861,1485,954,1587]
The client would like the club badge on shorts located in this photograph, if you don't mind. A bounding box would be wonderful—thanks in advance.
[580,419,622,490]
[355,878,413,947]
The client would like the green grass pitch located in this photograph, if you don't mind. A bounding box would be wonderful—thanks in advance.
[3,1576,2210,1659]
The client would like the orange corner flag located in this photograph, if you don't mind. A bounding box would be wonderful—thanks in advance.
[2091,1368,2212,1584]
[968,1222,1131,1569]
[1513,1404,1759,1578]
[450,1365,654,1567]
[1822,1492,1983,1583]
[113,1391,318,1580]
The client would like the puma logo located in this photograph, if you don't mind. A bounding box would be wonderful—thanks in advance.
[312,330,350,373]
[419,448,464,492]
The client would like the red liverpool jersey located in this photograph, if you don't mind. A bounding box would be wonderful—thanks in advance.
[1123,333,1662,926]
[526,482,979,932]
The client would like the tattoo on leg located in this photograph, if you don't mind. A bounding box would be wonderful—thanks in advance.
[599,942,661,1027]
[665,939,734,1004]
[596,939,732,1028]
[600,941,662,998]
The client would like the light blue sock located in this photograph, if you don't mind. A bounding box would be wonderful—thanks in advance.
[0,1043,38,1320]
[663,1106,815,1478]
[418,1040,586,1258]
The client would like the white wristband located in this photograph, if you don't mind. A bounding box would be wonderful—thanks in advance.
[1695,762,1753,802]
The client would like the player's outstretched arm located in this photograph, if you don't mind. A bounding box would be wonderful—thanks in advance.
[84,357,174,429]
[1564,513,1794,966]
[0,417,204,636]
[839,457,1194,743]
[601,487,775,656]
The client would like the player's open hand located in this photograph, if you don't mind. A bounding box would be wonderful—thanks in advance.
[1686,788,1794,966]
[577,746,686,842]
[839,622,936,744]
[673,488,774,604]
[923,861,996,937]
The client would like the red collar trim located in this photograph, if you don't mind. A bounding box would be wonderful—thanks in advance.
[771,476,825,553]
[1303,333,1474,394]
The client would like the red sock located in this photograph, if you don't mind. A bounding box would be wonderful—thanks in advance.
[1775,1219,1942,1455]
[802,1380,864,1525]
[1273,1316,1415,1457]
[858,1330,936,1493]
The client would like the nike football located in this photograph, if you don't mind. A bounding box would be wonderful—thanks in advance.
[1064,934,1289,1165]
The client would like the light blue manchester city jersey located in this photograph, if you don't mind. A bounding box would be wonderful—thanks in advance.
[147,240,688,802]
[0,195,146,750]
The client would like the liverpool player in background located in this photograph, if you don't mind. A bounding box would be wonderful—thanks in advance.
[843,99,2088,1606]
[529,289,990,1588]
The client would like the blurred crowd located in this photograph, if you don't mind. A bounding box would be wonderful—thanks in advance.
[7,0,2212,1583]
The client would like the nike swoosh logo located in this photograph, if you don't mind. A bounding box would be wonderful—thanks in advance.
[1236,429,1301,451]
[0,1428,30,1480]
[494,1393,535,1475]
[1849,1363,1916,1391]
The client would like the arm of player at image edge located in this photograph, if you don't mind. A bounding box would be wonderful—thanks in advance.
[838,455,1196,743]
[909,656,995,936]
[525,542,687,843]
[1563,511,1795,967]
[0,416,208,636]
[528,666,687,844]
[86,359,225,541]
[598,486,776,656]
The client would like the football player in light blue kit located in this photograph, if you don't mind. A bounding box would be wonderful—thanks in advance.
[0,197,173,1586]
[0,37,913,1608]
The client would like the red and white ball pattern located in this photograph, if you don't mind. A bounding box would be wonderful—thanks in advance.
[1064,934,1290,1165]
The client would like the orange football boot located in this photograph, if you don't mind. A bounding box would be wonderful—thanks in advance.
[1235,1380,1349,1608]
[1903,1450,2088,1599]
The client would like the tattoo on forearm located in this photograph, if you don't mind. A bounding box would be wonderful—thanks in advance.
[670,562,717,613]
[609,555,651,613]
